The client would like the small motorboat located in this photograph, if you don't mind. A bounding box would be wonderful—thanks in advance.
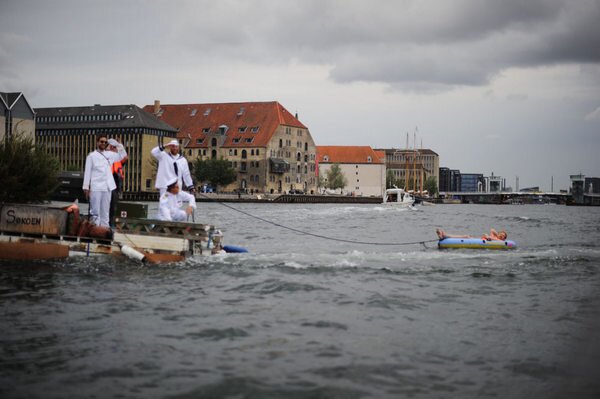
[382,187,415,207]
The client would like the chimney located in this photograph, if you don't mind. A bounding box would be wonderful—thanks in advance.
[153,100,160,115]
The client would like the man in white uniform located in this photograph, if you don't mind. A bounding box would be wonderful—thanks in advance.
[158,178,196,222]
[83,135,127,227]
[151,139,194,197]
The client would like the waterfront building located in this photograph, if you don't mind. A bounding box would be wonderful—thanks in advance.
[460,173,484,192]
[439,167,451,192]
[375,148,439,193]
[143,101,317,194]
[484,172,506,192]
[316,146,386,196]
[570,174,600,205]
[35,105,177,192]
[1,92,36,143]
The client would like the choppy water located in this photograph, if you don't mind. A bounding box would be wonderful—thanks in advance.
[1,203,600,398]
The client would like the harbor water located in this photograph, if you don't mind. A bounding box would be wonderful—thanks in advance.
[1,203,600,398]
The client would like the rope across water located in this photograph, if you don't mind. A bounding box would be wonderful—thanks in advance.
[197,193,438,247]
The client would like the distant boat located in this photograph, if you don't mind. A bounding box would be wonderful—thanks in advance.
[382,187,415,207]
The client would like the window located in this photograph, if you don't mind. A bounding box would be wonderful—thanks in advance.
[196,138,204,145]
[191,109,197,116]
[323,156,329,162]
[279,139,283,148]
[251,126,259,133]
[367,156,372,163]
[241,150,247,159]
[238,126,247,132]
[233,137,241,144]
[211,138,217,147]
[204,108,211,116]
[202,127,210,133]
[245,138,253,143]
[256,149,259,156]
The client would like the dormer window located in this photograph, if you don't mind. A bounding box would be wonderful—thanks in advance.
[204,108,211,116]
[232,137,241,144]
[245,138,254,143]
[202,127,210,133]
[238,126,247,132]
[237,107,245,116]
[367,156,372,163]
[251,126,259,133]
[190,109,197,116]
[196,138,204,145]
[323,156,329,162]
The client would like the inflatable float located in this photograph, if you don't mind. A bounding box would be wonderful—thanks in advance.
[223,245,248,253]
[438,237,517,250]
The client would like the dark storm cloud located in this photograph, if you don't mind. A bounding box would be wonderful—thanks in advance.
[175,0,600,88]
[1,0,599,91]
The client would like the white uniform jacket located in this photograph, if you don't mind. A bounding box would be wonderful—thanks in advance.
[83,147,127,192]
[151,146,194,190]
[158,190,197,222]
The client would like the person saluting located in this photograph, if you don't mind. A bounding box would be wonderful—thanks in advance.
[82,135,127,227]
[151,139,194,197]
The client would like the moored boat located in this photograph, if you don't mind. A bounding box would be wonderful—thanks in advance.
[382,187,415,207]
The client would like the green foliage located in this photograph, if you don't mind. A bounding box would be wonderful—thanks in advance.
[193,157,237,191]
[424,176,439,196]
[326,164,347,190]
[0,134,60,203]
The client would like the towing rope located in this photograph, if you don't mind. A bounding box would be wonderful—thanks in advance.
[196,193,438,247]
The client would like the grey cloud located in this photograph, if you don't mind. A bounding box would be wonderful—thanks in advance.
[172,0,600,89]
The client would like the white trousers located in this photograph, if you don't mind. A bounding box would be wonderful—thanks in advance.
[89,190,112,227]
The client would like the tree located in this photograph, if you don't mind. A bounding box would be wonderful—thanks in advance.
[326,164,347,190]
[424,176,439,197]
[0,134,60,203]
[193,158,237,191]
[386,170,402,189]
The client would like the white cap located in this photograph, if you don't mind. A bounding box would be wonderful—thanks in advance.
[166,139,179,147]
[107,138,119,146]
[166,177,178,187]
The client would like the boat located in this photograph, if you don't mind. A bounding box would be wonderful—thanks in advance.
[438,237,517,250]
[0,203,225,263]
[382,187,415,207]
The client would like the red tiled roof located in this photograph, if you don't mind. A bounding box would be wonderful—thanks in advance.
[142,101,306,148]
[373,150,386,162]
[316,146,384,164]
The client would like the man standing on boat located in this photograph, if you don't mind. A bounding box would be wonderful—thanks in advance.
[158,178,196,222]
[83,135,127,227]
[151,139,195,197]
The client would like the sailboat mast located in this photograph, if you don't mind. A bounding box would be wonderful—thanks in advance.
[405,132,409,191]
[413,130,416,193]
[420,138,424,195]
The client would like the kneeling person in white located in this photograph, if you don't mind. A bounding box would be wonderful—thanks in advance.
[158,179,196,222]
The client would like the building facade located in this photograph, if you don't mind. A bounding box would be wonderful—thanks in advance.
[144,101,317,194]
[375,148,439,192]
[460,173,484,192]
[35,105,177,192]
[316,146,386,196]
[1,92,36,143]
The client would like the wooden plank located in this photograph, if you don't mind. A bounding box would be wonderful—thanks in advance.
[0,241,69,260]
[113,233,188,251]
[0,204,67,236]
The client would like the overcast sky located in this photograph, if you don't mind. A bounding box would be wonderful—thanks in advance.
[2,0,599,191]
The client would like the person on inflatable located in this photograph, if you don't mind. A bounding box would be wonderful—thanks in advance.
[158,178,196,222]
[436,228,507,241]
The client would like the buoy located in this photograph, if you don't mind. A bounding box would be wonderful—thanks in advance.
[121,245,146,262]
[223,245,248,253]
